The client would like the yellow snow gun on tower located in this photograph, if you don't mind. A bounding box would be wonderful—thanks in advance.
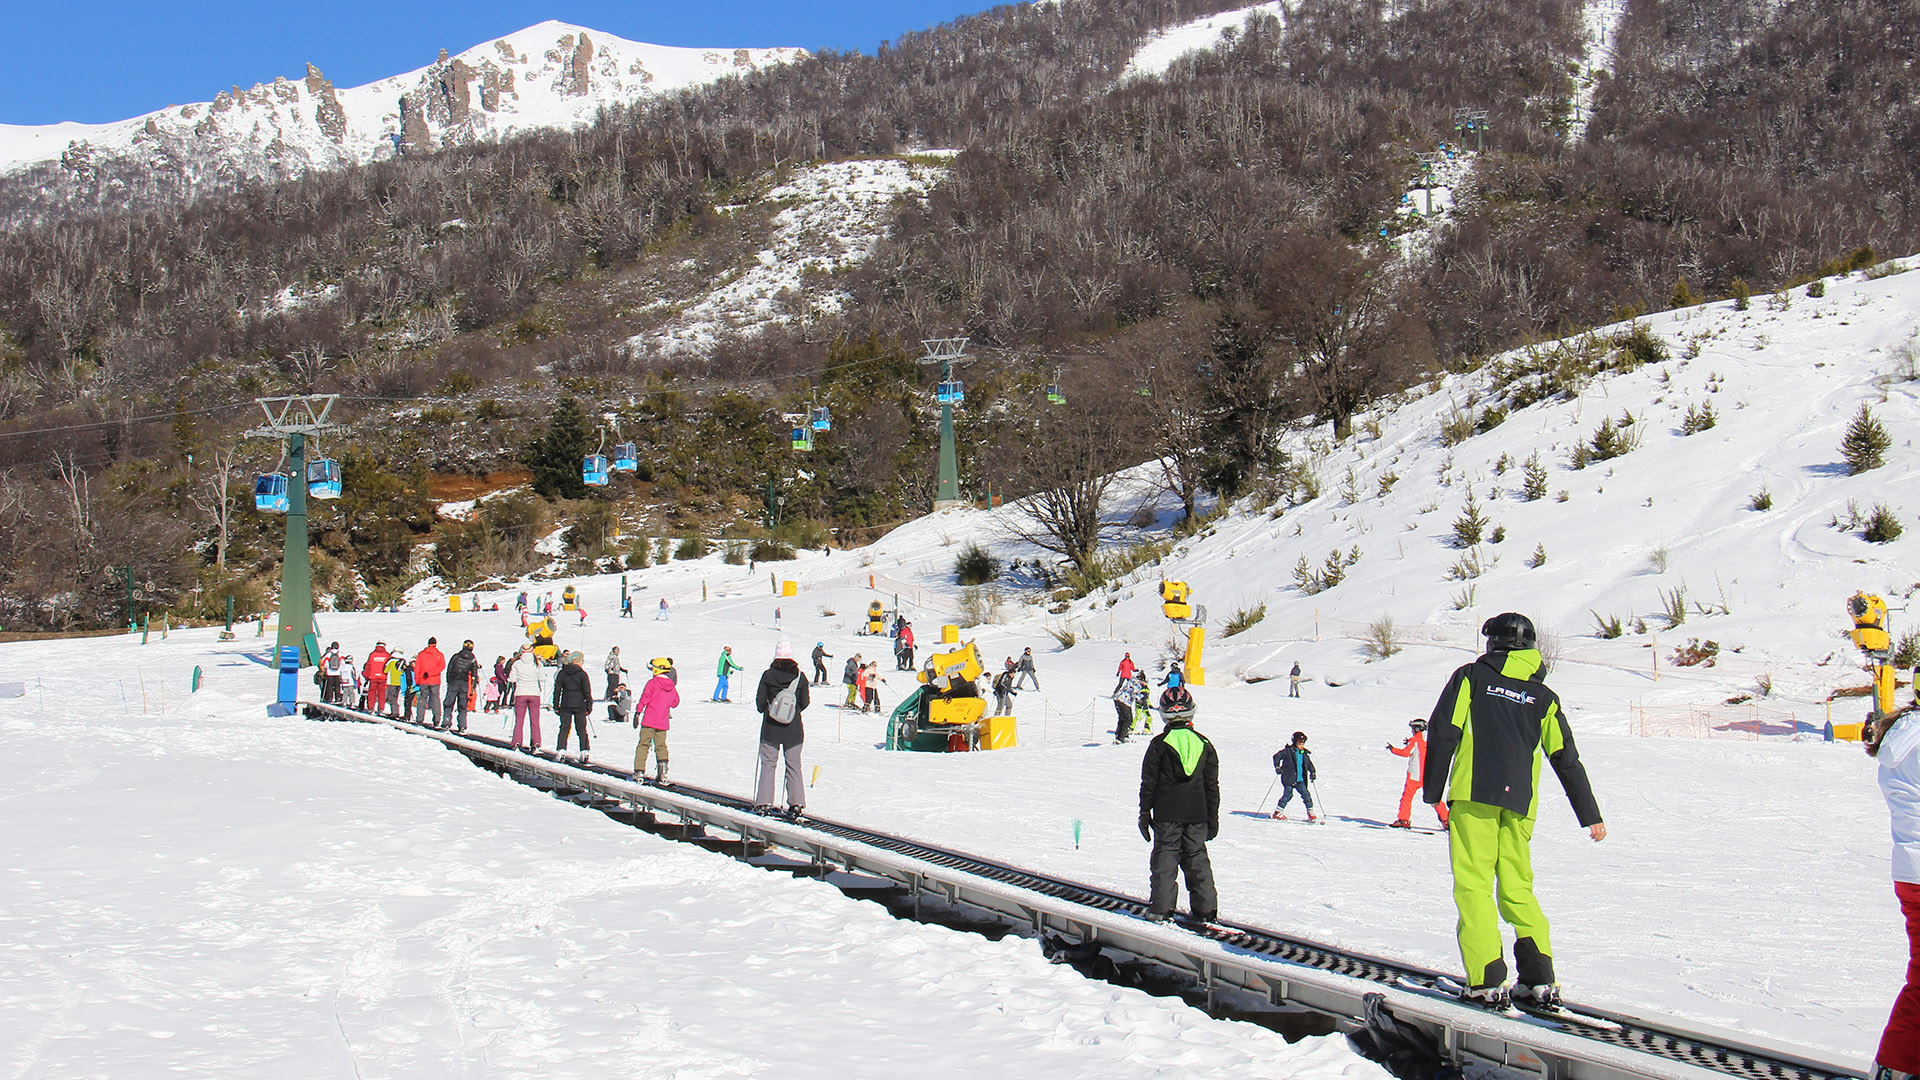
[524,615,558,662]
[917,640,987,727]
[1843,591,1898,741]
[1159,580,1207,686]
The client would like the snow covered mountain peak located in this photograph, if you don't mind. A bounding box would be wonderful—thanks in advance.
[0,22,807,188]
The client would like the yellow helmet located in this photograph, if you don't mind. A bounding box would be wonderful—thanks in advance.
[649,657,673,675]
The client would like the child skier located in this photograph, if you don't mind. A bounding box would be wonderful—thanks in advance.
[1387,718,1448,829]
[1271,731,1317,821]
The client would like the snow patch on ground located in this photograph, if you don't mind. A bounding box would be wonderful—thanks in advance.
[630,157,947,357]
[1124,3,1284,80]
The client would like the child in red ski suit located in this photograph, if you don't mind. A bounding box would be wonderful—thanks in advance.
[1387,718,1449,829]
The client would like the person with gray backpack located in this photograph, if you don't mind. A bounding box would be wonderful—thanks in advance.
[754,638,811,819]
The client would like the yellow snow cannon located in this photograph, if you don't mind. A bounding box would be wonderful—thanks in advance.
[918,640,987,727]
[867,600,886,635]
[525,616,558,662]
[1848,592,1899,731]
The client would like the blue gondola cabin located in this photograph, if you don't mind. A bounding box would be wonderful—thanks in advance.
[582,455,610,486]
[306,459,342,500]
[254,473,290,513]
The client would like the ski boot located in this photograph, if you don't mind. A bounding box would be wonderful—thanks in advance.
[1307,812,1320,823]
[1270,811,1287,820]
[1511,983,1562,1009]
[1459,983,1510,1009]
[1389,820,1412,829]
[654,761,670,787]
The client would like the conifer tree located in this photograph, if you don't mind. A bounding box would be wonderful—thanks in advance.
[1842,404,1892,475]
[530,397,591,499]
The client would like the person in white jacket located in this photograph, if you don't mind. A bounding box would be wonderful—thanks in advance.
[1872,701,1920,1080]
[507,647,554,751]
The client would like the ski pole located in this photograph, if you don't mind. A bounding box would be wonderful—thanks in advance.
[1310,779,1328,820]
[1259,777,1279,813]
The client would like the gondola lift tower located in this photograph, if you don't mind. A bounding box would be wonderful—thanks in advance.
[920,337,970,510]
[245,394,338,671]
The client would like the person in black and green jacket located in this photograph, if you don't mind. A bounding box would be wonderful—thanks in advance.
[712,646,743,703]
[1424,612,1607,1009]
[1138,711,1221,922]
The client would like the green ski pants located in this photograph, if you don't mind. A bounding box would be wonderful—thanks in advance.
[1448,799,1554,988]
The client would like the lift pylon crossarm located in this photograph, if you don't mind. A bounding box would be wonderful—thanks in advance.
[246,394,340,438]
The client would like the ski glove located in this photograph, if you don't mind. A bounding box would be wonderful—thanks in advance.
[1207,822,1219,842]
[1138,811,1153,842]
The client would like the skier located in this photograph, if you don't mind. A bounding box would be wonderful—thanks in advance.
[1138,707,1220,922]
[603,646,625,700]
[412,637,446,726]
[753,639,810,818]
[811,642,832,686]
[445,640,479,732]
[1289,661,1303,698]
[621,594,634,619]
[1386,718,1447,829]
[485,655,509,713]
[1114,651,1136,694]
[713,646,743,703]
[774,606,783,631]
[1270,731,1317,821]
[1424,612,1605,1009]
[1014,647,1040,690]
[656,597,670,621]
[862,661,885,712]
[552,650,594,762]
[634,659,681,783]
[1869,695,1920,1080]
[992,659,1018,717]
[362,642,390,716]
[1131,672,1153,736]
[1160,663,1184,690]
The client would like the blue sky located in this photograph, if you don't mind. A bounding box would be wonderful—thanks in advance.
[0,1,1008,126]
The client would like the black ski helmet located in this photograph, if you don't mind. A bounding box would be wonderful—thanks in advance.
[1481,612,1537,652]
[1292,730,1308,744]
[1409,718,1427,731]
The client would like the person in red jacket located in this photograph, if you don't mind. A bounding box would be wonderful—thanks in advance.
[1386,718,1448,829]
[362,643,390,714]
[412,637,447,726]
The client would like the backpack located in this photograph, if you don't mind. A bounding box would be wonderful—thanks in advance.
[766,678,800,725]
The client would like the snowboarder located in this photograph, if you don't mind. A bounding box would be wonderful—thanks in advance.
[1271,732,1317,821]
[1869,697,1920,1080]
[552,650,594,762]
[713,646,743,703]
[1289,661,1303,698]
[1138,709,1220,922]
[811,642,832,686]
[753,638,810,818]
[1425,612,1605,1009]
[445,640,479,732]
[1386,718,1447,829]
[1014,647,1040,690]
[635,660,681,783]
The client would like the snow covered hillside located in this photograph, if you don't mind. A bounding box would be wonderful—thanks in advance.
[0,21,805,184]
[3,264,1917,1071]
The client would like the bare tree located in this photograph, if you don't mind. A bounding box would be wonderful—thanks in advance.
[1001,387,1140,571]
[185,448,237,572]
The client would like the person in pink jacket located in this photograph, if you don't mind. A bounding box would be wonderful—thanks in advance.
[1872,699,1920,1080]
[1387,718,1449,829]
[634,666,681,784]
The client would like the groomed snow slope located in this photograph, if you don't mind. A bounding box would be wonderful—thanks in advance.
[4,265,1917,1071]
[1123,3,1284,79]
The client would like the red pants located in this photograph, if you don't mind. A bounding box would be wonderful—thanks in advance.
[1398,777,1449,825]
[1881,881,1920,1072]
